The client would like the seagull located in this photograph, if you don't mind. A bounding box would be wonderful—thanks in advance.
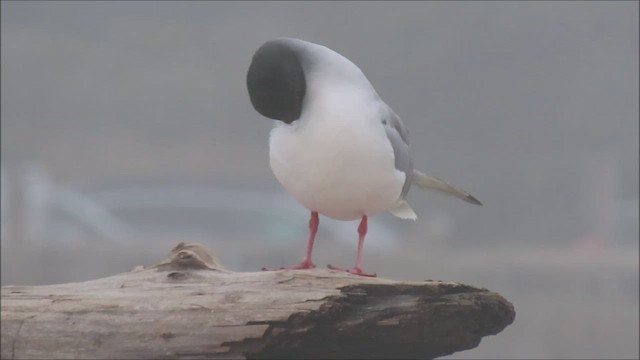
[246,38,482,277]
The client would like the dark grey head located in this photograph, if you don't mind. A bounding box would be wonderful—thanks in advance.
[246,40,307,124]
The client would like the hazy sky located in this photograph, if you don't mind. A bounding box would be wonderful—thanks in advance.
[2,1,638,244]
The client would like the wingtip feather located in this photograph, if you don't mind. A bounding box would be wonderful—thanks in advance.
[466,194,483,206]
[414,170,483,207]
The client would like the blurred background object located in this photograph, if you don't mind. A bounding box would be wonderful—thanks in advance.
[1,2,638,359]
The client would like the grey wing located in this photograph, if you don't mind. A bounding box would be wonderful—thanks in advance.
[381,102,414,199]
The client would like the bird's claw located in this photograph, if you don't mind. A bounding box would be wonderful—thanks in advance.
[327,264,377,277]
[262,261,316,272]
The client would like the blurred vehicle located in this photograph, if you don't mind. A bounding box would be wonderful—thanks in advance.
[2,164,402,275]
[69,182,402,270]
[574,197,639,257]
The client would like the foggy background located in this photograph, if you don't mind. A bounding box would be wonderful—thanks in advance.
[1,1,638,359]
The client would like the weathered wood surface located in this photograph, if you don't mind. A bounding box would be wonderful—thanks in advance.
[1,243,515,359]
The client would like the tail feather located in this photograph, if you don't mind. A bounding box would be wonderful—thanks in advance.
[413,170,483,206]
[389,200,418,220]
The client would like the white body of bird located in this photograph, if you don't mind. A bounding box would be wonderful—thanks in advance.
[267,39,409,221]
[269,87,405,221]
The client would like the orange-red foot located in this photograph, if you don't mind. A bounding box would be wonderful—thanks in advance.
[327,264,377,277]
[262,260,316,271]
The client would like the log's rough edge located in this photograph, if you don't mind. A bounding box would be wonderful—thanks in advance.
[1,242,516,359]
[224,281,515,359]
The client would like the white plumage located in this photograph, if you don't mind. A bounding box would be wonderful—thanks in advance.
[269,88,406,221]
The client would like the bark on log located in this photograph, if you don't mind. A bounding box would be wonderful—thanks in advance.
[1,242,515,359]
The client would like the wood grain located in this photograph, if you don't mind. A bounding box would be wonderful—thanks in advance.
[1,243,515,359]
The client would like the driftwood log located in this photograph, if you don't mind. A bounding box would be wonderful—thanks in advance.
[1,242,515,359]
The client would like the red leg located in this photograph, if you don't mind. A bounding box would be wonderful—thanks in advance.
[262,211,318,271]
[328,215,377,277]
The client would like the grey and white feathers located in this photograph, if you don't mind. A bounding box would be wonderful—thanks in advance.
[247,38,481,222]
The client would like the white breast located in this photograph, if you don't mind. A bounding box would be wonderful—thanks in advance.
[269,83,405,221]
